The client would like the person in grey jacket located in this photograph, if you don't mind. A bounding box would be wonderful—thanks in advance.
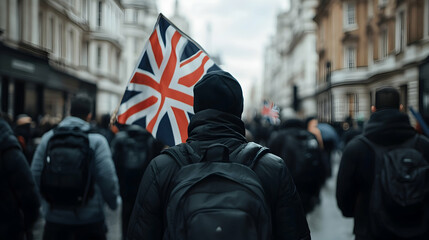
[31,94,120,240]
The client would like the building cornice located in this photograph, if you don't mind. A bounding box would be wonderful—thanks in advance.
[42,0,90,31]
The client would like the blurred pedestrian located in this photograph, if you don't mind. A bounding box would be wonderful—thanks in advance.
[31,94,120,240]
[268,118,326,214]
[111,124,164,240]
[0,113,41,240]
[96,113,116,146]
[305,116,324,150]
[14,114,36,164]
[336,87,429,240]
[127,70,310,240]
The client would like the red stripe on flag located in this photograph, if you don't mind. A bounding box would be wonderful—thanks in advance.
[172,107,188,143]
[180,51,203,67]
[150,30,163,68]
[131,72,161,92]
[147,32,182,133]
[178,56,210,87]
[166,89,194,106]
[117,96,158,124]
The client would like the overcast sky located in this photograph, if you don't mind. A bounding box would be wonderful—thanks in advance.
[157,0,290,104]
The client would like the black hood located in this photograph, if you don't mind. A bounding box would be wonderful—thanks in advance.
[0,119,21,152]
[186,109,247,154]
[193,70,243,118]
[364,109,416,145]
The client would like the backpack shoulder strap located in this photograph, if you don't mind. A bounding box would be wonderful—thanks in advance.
[233,142,270,169]
[162,144,197,167]
[357,135,385,173]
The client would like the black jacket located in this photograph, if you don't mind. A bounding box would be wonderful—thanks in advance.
[0,119,41,239]
[127,109,310,240]
[336,109,429,240]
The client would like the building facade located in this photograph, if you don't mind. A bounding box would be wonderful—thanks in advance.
[315,0,429,124]
[263,0,319,119]
[0,0,157,122]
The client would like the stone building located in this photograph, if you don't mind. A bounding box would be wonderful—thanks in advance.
[314,0,429,124]
[0,0,157,121]
[263,0,319,119]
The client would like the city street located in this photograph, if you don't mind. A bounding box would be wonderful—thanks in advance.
[307,151,355,240]
[33,151,355,240]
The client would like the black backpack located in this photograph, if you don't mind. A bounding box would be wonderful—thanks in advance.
[361,135,429,239]
[113,127,155,199]
[40,127,94,208]
[280,129,324,186]
[163,142,272,240]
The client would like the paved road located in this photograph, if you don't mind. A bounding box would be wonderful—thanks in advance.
[307,151,355,240]
[33,151,355,240]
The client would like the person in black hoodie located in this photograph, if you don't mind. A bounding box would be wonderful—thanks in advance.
[267,119,325,215]
[336,87,429,240]
[0,114,41,240]
[127,70,310,240]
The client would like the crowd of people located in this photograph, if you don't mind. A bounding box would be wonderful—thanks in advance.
[1,71,428,240]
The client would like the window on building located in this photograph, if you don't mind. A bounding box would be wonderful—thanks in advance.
[380,28,388,59]
[67,30,74,63]
[368,0,374,19]
[59,23,64,58]
[343,2,357,30]
[344,46,356,69]
[396,9,406,53]
[346,93,358,119]
[97,1,103,27]
[425,0,429,38]
[48,17,54,51]
[17,0,23,41]
[81,41,88,67]
[133,9,138,23]
[82,0,88,21]
[400,85,408,112]
[134,37,139,54]
[39,12,43,47]
[368,39,374,66]
[379,0,388,8]
[97,45,102,69]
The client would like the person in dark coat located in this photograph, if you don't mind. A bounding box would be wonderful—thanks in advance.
[336,87,429,240]
[268,119,325,215]
[127,70,310,240]
[0,116,41,240]
[111,124,164,240]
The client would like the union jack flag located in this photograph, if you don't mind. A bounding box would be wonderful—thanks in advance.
[261,100,280,125]
[117,14,220,146]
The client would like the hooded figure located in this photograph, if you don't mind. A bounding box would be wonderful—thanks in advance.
[0,117,41,240]
[127,70,310,240]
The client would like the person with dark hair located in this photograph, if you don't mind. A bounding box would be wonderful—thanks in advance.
[95,113,116,146]
[127,70,310,240]
[14,114,36,164]
[0,116,41,240]
[31,94,119,240]
[336,87,429,240]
